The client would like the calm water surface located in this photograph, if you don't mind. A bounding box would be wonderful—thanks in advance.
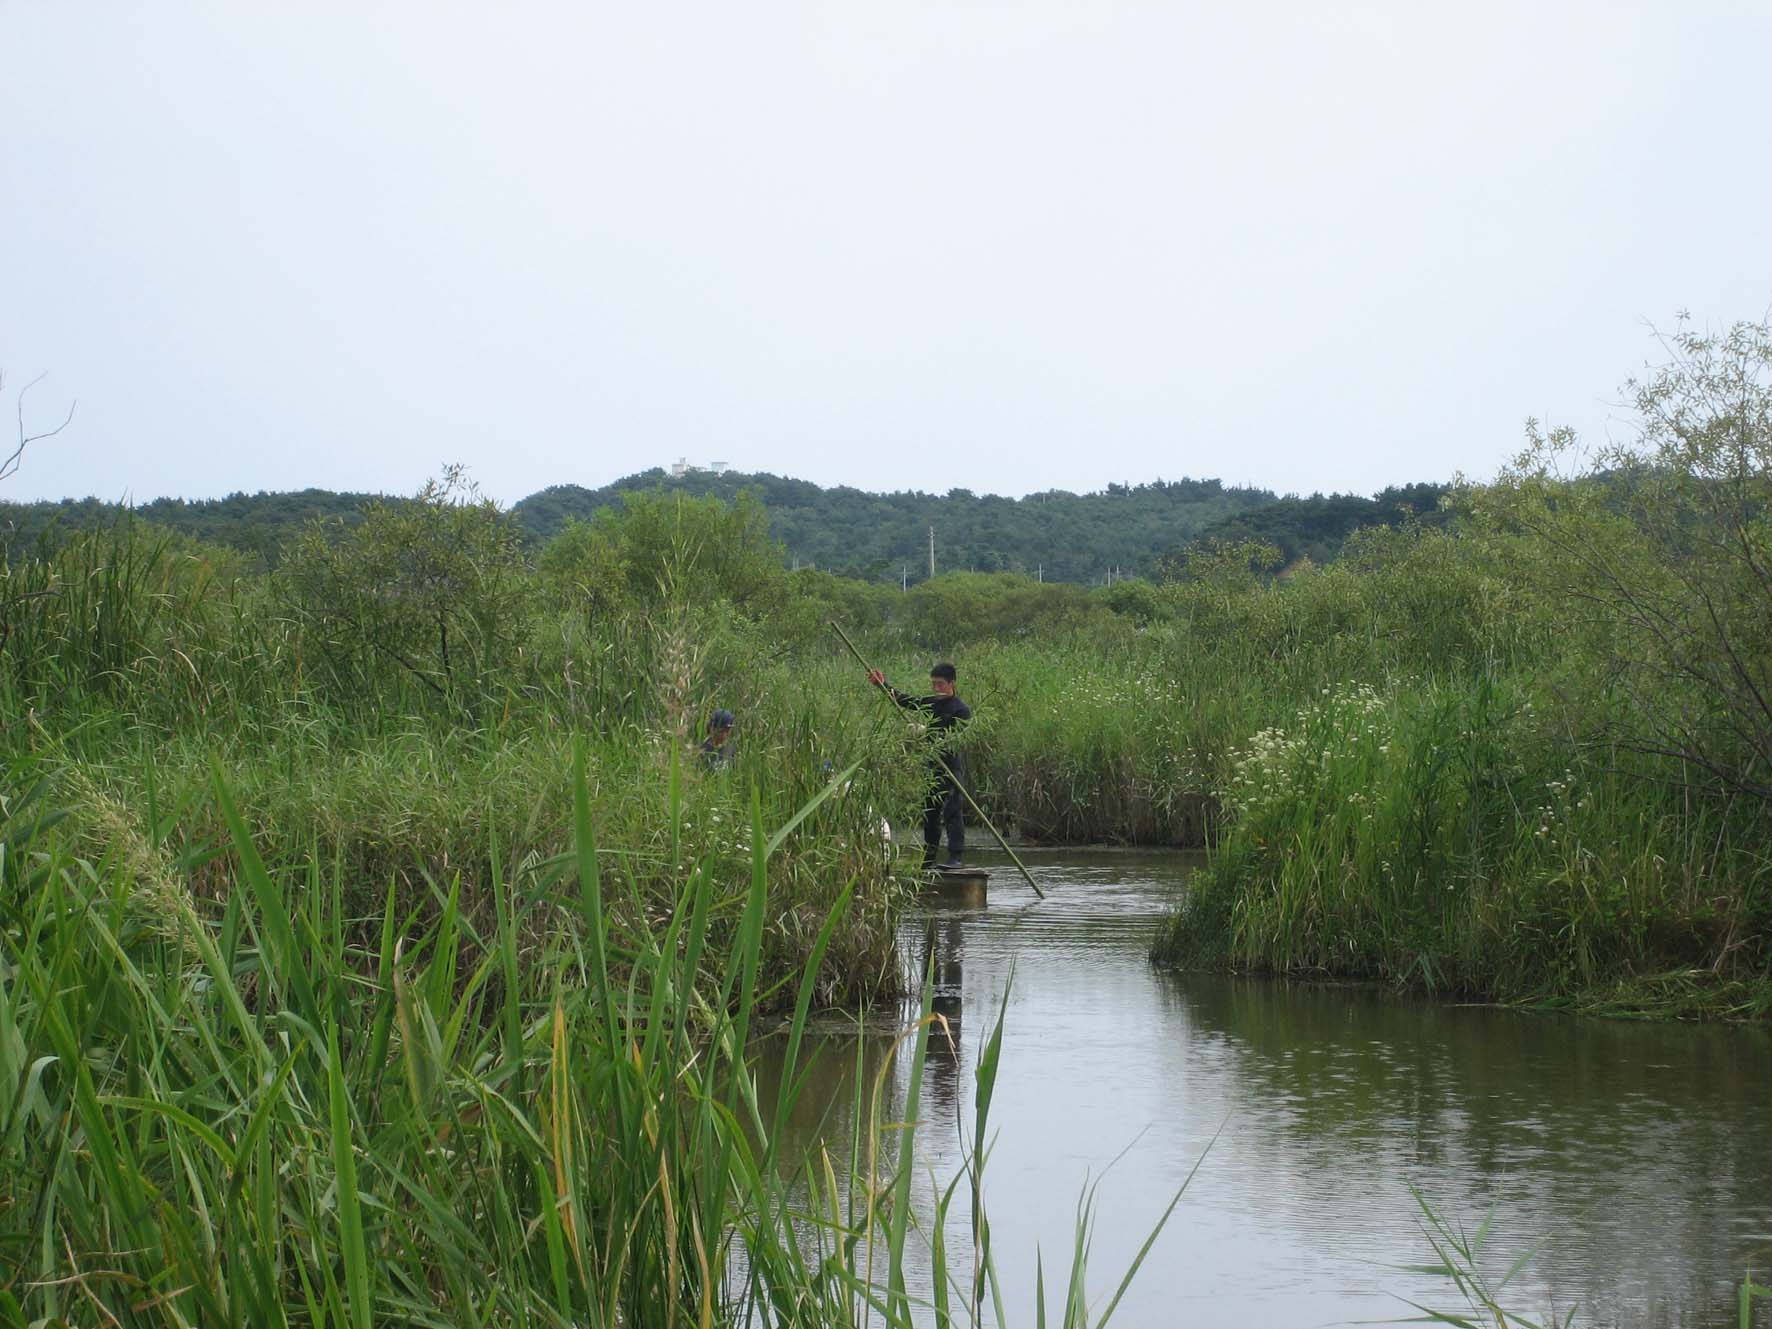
[757,848,1772,1328]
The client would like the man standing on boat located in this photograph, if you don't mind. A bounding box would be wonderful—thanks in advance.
[866,662,971,871]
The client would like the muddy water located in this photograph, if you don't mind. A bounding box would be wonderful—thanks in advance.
[756,848,1772,1328]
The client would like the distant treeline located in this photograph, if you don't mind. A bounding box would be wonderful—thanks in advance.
[1,469,1452,582]
[0,489,382,565]
[1183,481,1455,570]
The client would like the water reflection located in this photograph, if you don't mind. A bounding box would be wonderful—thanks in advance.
[924,910,969,1117]
[756,850,1772,1328]
[1162,973,1772,1327]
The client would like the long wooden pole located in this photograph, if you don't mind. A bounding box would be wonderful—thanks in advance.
[829,621,1045,900]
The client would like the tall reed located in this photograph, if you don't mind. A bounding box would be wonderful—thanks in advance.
[0,746,1186,1326]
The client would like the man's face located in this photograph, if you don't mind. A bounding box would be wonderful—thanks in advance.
[712,724,732,744]
[930,675,954,697]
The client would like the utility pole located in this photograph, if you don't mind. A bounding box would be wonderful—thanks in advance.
[901,564,907,592]
[928,525,935,580]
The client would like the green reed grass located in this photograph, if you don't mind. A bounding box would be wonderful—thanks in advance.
[6,516,1770,1018]
[1400,1186,1575,1329]
[1742,1273,1770,1328]
[1,740,1193,1327]
[1155,669,1772,1016]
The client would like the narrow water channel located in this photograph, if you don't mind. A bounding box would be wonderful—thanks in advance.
[757,848,1772,1328]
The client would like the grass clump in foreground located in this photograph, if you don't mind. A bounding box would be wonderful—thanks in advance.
[0,749,1187,1328]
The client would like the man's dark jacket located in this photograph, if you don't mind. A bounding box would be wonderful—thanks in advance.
[884,688,971,778]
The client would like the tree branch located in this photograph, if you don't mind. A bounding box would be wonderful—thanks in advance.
[2,371,78,484]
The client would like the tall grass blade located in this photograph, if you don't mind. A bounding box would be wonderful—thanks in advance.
[327,1019,373,1329]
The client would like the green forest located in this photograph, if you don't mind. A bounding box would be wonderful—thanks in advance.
[1,469,1451,583]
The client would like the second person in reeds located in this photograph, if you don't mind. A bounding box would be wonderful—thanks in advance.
[700,708,736,769]
[867,662,971,870]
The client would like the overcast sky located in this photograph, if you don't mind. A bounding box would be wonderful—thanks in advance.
[4,2,1770,506]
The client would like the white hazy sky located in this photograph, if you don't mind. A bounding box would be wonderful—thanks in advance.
[4,2,1770,506]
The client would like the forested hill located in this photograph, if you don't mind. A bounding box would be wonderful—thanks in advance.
[512,470,1281,583]
[0,489,382,563]
[1,471,1453,583]
[1187,482,1455,570]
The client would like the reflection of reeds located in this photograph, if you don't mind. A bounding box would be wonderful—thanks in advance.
[0,748,1188,1327]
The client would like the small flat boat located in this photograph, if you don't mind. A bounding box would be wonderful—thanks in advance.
[922,865,988,904]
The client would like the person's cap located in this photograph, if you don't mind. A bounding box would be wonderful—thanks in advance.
[710,708,736,728]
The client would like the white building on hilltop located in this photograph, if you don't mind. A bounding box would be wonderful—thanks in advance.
[668,458,731,478]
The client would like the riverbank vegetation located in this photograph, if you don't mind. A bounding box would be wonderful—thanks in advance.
[1154,319,1772,1019]
[5,741,1190,1325]
[3,317,1770,1315]
[7,326,1772,1025]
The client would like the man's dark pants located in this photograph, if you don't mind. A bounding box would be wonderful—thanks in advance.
[922,761,966,866]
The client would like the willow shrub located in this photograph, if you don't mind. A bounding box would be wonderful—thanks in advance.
[280,467,536,714]
[1472,316,1772,805]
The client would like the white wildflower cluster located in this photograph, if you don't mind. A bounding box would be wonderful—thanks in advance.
[1319,681,1386,713]
[1060,670,1176,715]
[1530,767,1590,847]
[1221,682,1399,819]
[1312,682,1389,736]
[1222,725,1304,815]
[675,808,752,858]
